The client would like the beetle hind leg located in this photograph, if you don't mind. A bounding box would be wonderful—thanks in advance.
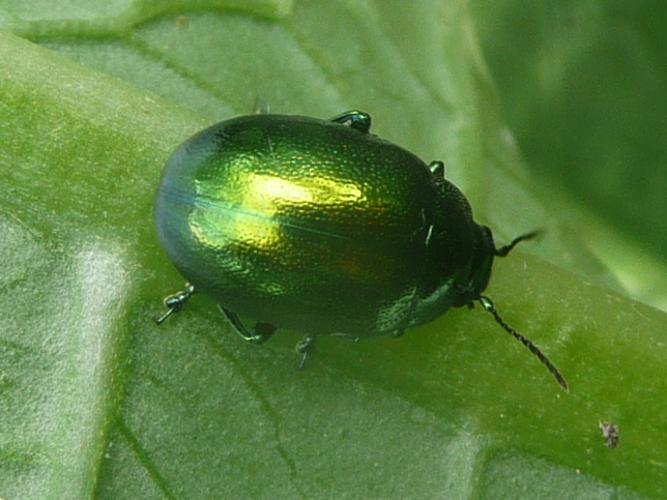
[218,305,277,344]
[154,282,195,325]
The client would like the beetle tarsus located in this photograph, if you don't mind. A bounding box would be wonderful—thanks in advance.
[154,283,195,325]
[296,335,316,369]
[330,110,371,133]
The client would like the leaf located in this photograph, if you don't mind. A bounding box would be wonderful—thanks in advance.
[1,2,666,498]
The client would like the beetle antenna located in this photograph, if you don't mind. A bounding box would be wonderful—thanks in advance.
[495,230,543,257]
[478,295,568,391]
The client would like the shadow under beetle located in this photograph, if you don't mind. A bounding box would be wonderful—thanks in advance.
[154,110,567,390]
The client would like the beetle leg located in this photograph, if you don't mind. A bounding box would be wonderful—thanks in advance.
[330,110,371,133]
[428,160,445,179]
[330,332,360,343]
[295,335,316,369]
[154,283,195,325]
[218,305,276,344]
[252,97,271,115]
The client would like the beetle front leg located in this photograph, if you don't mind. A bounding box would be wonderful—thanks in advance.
[218,305,277,344]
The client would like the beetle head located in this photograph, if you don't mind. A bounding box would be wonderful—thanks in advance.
[452,224,496,306]
[462,227,568,390]
[455,226,542,305]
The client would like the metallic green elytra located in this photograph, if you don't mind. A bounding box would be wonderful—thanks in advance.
[154,110,567,389]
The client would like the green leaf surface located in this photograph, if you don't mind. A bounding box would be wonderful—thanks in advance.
[1,2,665,498]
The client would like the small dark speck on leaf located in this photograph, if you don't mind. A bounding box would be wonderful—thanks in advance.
[599,421,619,449]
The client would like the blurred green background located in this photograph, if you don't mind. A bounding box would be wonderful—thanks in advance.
[471,0,667,310]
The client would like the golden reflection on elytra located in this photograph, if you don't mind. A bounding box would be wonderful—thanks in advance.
[189,170,365,250]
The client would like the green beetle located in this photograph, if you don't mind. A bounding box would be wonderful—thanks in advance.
[154,111,566,389]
